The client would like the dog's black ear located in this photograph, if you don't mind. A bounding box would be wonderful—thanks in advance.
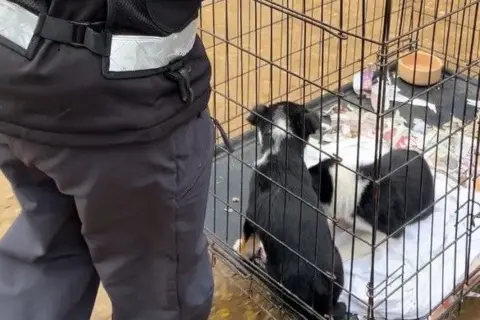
[289,106,320,137]
[246,104,267,126]
[304,111,321,136]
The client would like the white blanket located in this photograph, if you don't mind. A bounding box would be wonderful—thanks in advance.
[303,137,480,319]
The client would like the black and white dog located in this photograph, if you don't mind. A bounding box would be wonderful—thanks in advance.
[308,146,435,257]
[233,101,346,319]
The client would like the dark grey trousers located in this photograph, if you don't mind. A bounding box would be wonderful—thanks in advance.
[0,110,214,320]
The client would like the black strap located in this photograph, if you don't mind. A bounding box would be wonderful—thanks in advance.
[211,117,234,153]
[38,15,108,56]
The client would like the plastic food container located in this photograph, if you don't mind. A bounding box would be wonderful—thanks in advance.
[398,51,443,86]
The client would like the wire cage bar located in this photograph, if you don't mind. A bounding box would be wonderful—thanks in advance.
[199,0,480,319]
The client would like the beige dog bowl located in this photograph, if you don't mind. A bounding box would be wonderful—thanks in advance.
[398,51,443,86]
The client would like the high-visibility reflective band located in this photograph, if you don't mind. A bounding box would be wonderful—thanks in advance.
[0,0,197,73]
[0,0,39,51]
[108,20,197,72]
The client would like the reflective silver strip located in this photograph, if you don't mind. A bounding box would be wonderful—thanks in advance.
[0,0,197,72]
[0,0,38,50]
[108,19,197,72]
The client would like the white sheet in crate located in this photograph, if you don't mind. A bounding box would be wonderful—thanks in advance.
[303,137,480,319]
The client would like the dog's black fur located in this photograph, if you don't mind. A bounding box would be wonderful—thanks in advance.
[238,101,346,319]
[309,148,435,238]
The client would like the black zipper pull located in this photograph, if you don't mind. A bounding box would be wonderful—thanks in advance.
[165,59,194,104]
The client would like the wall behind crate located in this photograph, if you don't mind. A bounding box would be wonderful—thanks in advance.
[198,0,480,143]
[199,0,420,141]
[415,0,480,76]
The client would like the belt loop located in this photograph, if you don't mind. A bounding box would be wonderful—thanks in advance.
[24,13,47,60]
[34,13,47,37]
[72,24,87,45]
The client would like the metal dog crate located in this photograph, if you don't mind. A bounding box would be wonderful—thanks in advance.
[199,0,480,319]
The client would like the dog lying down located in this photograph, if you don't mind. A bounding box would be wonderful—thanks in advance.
[233,101,346,319]
[308,144,435,260]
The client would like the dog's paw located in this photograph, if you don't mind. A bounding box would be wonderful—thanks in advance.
[256,242,267,263]
[328,219,336,236]
[233,238,243,253]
